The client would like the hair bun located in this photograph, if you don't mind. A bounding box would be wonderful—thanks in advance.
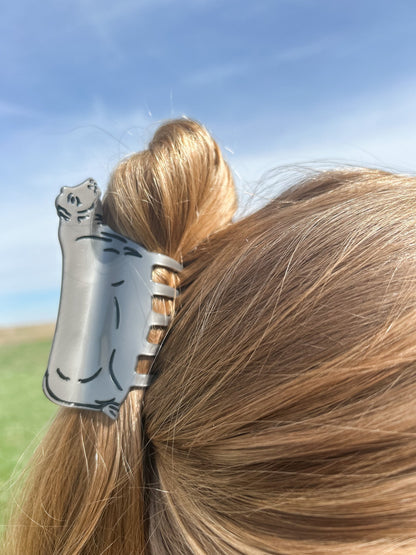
[104,118,237,259]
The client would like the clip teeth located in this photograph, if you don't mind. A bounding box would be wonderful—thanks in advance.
[150,311,171,327]
[151,282,178,299]
[133,373,153,388]
[141,341,159,357]
[153,253,183,273]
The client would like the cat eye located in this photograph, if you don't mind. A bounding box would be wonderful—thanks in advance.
[67,193,81,206]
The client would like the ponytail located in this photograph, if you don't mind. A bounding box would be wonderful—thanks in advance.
[4,119,237,554]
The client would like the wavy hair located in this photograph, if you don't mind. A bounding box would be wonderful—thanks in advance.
[4,120,416,554]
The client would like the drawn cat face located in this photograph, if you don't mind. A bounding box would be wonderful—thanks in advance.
[55,178,101,223]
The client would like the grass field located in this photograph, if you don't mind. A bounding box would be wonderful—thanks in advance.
[0,326,57,525]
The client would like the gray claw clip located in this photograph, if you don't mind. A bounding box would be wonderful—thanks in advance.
[43,178,182,419]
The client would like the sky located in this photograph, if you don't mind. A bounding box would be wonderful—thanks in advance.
[2,0,416,326]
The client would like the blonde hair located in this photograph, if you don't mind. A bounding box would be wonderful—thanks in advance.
[5,120,416,554]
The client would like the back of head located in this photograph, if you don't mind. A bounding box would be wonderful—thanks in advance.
[145,167,416,553]
[5,121,416,554]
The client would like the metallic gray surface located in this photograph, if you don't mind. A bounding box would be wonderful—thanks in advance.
[43,178,182,419]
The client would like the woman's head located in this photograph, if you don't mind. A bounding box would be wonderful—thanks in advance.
[5,119,416,554]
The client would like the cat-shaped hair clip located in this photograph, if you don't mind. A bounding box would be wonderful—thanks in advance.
[43,178,182,419]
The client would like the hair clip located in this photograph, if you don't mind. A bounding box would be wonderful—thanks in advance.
[43,178,182,419]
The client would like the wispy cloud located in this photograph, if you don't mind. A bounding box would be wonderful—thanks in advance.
[183,61,249,87]
[3,0,416,325]
[273,38,331,63]
[226,78,416,212]
[0,99,38,118]
[4,76,416,301]
[0,104,151,310]
[183,36,333,88]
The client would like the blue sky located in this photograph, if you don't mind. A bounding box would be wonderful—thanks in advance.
[2,0,416,326]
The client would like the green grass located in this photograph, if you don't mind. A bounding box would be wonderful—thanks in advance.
[0,339,57,524]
